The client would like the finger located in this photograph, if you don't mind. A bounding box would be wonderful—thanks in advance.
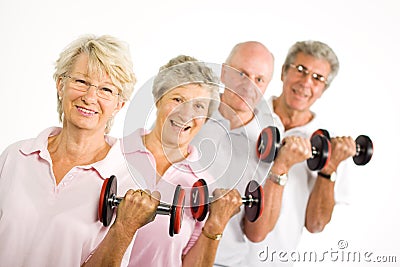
[151,190,161,201]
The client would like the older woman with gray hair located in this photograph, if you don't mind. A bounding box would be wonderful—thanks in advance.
[0,35,159,267]
[123,55,243,267]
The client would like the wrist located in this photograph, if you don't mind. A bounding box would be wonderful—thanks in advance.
[267,170,288,186]
[317,171,337,182]
[201,227,223,241]
[270,162,289,175]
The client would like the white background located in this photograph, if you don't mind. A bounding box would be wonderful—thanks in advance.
[0,0,399,266]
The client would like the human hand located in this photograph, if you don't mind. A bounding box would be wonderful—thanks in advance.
[321,136,356,174]
[113,189,160,239]
[204,188,242,233]
[272,136,311,174]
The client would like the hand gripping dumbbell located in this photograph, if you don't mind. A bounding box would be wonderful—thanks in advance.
[98,175,185,237]
[190,179,264,223]
[256,126,331,171]
[312,129,374,165]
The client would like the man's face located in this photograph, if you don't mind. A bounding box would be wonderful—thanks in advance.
[281,52,331,111]
[221,46,273,114]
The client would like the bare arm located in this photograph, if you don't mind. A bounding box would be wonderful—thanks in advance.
[182,189,242,267]
[305,136,356,233]
[244,136,311,242]
[82,190,160,267]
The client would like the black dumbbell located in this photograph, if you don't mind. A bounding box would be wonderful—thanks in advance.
[190,179,264,223]
[311,129,373,166]
[98,175,185,237]
[256,126,331,171]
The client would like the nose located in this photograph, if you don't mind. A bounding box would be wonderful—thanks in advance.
[81,85,99,102]
[299,72,314,88]
[177,101,197,123]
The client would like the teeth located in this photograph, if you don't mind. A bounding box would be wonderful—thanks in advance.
[293,88,309,97]
[78,107,96,115]
[171,120,190,130]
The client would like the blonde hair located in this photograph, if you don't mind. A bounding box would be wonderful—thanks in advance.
[53,34,136,133]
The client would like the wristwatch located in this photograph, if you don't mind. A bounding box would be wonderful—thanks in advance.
[318,171,337,182]
[268,171,288,186]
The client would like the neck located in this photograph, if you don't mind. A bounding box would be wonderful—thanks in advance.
[273,96,313,131]
[48,126,110,165]
[143,130,189,177]
[218,103,254,130]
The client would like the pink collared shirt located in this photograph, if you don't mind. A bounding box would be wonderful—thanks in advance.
[122,129,213,267]
[0,127,137,267]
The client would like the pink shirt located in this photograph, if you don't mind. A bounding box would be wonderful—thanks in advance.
[0,127,137,267]
[122,129,212,267]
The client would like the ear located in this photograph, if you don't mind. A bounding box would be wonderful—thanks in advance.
[113,100,125,116]
[56,77,64,98]
[221,63,228,83]
[280,65,285,82]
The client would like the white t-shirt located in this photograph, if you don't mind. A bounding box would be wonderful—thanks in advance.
[246,96,353,267]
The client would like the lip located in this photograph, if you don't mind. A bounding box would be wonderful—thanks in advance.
[292,88,310,98]
[76,105,98,116]
[170,119,191,132]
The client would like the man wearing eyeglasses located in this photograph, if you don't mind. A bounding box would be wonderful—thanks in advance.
[244,40,357,267]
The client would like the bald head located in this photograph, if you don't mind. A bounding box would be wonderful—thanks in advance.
[225,41,274,82]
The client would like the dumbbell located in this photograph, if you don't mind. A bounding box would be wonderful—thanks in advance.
[256,126,331,171]
[190,179,264,223]
[311,129,373,165]
[98,175,185,237]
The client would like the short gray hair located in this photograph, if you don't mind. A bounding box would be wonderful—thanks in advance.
[283,40,339,89]
[53,34,136,133]
[152,55,220,118]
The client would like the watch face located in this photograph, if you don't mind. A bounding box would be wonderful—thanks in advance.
[278,174,288,186]
[330,172,337,182]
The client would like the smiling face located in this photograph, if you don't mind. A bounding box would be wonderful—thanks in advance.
[281,52,331,112]
[221,42,273,114]
[57,53,124,134]
[154,84,211,149]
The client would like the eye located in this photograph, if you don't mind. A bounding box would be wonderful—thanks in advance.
[74,78,88,85]
[100,87,114,94]
[239,72,246,77]
[172,97,183,103]
[195,103,205,110]
[256,77,264,83]
[296,65,306,73]
[312,73,326,83]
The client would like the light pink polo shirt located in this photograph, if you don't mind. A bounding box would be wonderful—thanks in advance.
[0,127,137,267]
[122,129,213,267]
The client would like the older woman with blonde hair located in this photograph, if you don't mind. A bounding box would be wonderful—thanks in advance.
[0,34,159,267]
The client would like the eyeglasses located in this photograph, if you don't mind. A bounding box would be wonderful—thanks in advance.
[63,75,120,101]
[289,64,328,85]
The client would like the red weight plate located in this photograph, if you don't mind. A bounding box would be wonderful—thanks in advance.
[174,188,186,235]
[170,185,184,237]
[102,175,117,227]
[244,180,264,222]
[307,135,331,171]
[98,178,109,222]
[190,179,209,221]
[256,126,280,162]
[312,129,331,140]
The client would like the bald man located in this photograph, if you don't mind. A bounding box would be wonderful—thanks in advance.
[191,41,310,266]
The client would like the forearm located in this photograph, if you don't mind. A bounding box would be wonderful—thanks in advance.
[244,178,284,242]
[305,176,335,233]
[182,232,220,267]
[82,223,137,267]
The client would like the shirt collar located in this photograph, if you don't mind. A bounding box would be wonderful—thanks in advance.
[122,128,201,172]
[19,126,123,180]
